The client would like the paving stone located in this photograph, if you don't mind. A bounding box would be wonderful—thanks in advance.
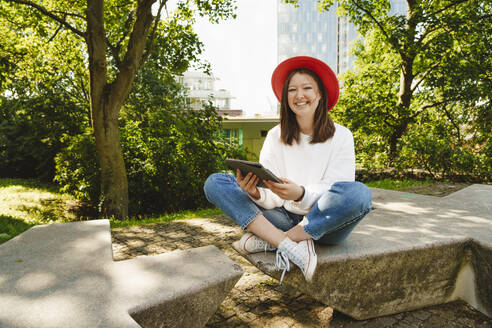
[110,213,492,328]
[315,306,334,325]
[412,310,432,321]
[236,311,258,323]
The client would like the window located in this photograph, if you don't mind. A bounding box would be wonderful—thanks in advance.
[222,129,243,146]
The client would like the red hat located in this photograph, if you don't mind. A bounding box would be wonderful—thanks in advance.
[271,56,339,111]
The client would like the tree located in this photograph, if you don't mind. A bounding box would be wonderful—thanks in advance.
[2,0,236,218]
[54,61,248,215]
[287,0,491,164]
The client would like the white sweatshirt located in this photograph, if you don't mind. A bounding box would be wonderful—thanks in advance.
[252,123,355,215]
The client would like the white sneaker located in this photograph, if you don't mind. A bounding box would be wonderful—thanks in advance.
[239,232,276,254]
[277,237,317,283]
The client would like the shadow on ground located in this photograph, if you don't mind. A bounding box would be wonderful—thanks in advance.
[0,215,35,243]
[111,214,492,328]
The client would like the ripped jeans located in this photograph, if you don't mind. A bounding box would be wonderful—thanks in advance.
[203,173,372,244]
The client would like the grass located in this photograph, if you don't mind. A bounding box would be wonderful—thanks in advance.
[0,178,79,224]
[0,178,222,243]
[109,208,222,229]
[365,178,434,190]
[0,178,82,243]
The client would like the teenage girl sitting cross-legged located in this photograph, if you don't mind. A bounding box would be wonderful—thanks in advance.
[204,56,372,283]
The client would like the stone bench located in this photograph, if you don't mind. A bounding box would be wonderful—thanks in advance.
[233,184,491,320]
[0,219,243,328]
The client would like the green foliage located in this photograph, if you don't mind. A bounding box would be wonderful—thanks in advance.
[398,124,491,181]
[332,30,399,168]
[55,66,247,215]
[326,0,491,180]
[54,131,99,204]
[0,90,88,181]
[0,1,89,181]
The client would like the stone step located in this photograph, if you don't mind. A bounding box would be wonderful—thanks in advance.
[233,184,492,320]
[0,219,243,328]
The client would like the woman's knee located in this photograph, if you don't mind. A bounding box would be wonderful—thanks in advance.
[319,181,372,214]
[348,181,372,212]
[203,173,233,201]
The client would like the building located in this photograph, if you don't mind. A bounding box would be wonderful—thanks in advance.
[178,70,276,159]
[177,70,243,116]
[221,115,279,160]
[277,0,407,75]
[278,1,338,70]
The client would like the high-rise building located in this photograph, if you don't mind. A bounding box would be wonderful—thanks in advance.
[278,1,338,70]
[277,0,407,75]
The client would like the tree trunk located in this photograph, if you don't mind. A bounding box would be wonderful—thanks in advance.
[388,121,410,165]
[389,1,418,164]
[389,57,414,164]
[92,101,129,218]
[85,0,156,219]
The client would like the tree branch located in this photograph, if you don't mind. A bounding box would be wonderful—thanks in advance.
[411,60,442,92]
[106,38,122,67]
[51,10,86,20]
[5,0,86,39]
[427,0,470,17]
[109,0,157,112]
[441,103,462,141]
[141,0,167,66]
[412,100,447,119]
[351,0,404,57]
[107,10,136,68]
[47,23,63,43]
[416,22,441,45]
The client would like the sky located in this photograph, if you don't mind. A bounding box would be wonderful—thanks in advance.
[167,1,279,116]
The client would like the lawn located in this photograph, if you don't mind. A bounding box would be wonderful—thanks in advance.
[364,178,433,190]
[1,177,439,244]
[0,178,81,243]
[0,178,221,243]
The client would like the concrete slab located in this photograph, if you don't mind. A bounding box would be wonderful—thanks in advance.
[0,220,243,328]
[233,184,492,320]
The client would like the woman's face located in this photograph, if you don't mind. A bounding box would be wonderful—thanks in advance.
[287,72,321,120]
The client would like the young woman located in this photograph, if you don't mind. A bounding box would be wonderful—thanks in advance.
[204,56,372,283]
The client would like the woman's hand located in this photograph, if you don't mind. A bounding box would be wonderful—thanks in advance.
[236,169,261,199]
[263,178,304,201]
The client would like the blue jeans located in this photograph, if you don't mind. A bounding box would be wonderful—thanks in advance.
[203,173,372,245]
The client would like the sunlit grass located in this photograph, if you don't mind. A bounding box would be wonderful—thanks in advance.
[109,208,222,229]
[0,178,223,243]
[0,178,79,225]
[365,178,434,190]
[0,178,83,243]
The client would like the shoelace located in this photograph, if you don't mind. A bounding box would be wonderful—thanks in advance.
[275,250,290,284]
[254,238,267,253]
[254,238,275,253]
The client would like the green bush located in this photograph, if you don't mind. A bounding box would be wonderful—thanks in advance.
[121,101,247,214]
[0,93,87,181]
[54,131,99,205]
[398,127,491,181]
[54,104,247,215]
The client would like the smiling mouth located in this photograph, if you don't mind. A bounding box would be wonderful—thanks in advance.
[295,101,307,106]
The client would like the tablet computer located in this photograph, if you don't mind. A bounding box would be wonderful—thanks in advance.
[225,159,283,188]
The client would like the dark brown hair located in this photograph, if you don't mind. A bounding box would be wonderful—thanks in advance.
[280,68,336,145]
